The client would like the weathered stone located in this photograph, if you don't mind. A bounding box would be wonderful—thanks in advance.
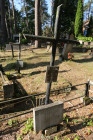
[45,126,57,136]
[62,34,74,60]
[3,83,14,99]
[33,101,63,133]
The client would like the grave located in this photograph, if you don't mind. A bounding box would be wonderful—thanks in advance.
[0,70,14,100]
[33,101,63,133]
[62,33,75,60]
[23,4,79,104]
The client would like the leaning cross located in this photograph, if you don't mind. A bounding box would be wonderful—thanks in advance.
[24,4,79,104]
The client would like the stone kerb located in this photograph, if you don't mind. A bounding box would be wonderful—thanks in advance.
[3,82,14,99]
[6,44,31,51]
[33,101,63,133]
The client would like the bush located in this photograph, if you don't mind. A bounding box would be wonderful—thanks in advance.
[77,37,93,42]
[21,39,28,44]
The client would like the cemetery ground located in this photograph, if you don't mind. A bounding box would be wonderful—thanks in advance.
[0,46,93,140]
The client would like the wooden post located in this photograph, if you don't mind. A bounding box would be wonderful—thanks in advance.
[11,44,14,58]
[83,81,91,105]
[18,67,20,74]
[18,44,21,73]
[35,0,41,48]
[85,81,90,97]
[45,5,63,105]
[18,44,21,60]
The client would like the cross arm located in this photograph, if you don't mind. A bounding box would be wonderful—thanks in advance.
[24,34,80,45]
[23,34,55,42]
[58,38,80,44]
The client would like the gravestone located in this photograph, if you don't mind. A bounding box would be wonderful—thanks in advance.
[33,101,63,133]
[62,34,75,60]
[3,82,14,99]
[45,66,59,83]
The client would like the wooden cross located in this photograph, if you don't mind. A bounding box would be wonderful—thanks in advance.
[24,4,79,104]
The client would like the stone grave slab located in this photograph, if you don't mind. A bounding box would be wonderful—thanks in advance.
[45,66,59,83]
[33,101,63,133]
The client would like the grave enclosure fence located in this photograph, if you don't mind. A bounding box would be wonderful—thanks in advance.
[0,82,91,122]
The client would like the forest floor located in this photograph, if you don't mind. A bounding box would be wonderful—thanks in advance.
[0,46,93,140]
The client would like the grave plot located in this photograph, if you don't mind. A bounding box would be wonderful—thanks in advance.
[0,83,93,140]
[0,3,93,140]
[0,68,14,101]
[0,47,93,139]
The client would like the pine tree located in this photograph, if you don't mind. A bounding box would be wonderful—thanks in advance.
[74,0,83,37]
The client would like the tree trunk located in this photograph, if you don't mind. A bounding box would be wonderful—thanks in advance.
[0,0,7,44]
[5,14,10,39]
[8,0,12,38]
[51,0,53,33]
[11,0,17,33]
[35,0,41,48]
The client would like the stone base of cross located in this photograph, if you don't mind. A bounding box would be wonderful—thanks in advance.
[24,4,79,104]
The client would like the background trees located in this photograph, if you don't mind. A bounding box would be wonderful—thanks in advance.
[53,0,78,36]
[87,16,93,36]
[0,0,50,45]
[74,0,83,37]
[0,0,92,46]
[0,0,7,44]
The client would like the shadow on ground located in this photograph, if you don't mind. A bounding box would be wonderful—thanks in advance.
[4,60,61,71]
[0,79,53,114]
[73,57,93,63]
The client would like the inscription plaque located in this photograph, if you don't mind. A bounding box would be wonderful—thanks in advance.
[17,59,23,68]
[45,66,59,83]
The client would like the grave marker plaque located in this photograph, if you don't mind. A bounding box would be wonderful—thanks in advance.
[17,60,23,68]
[45,66,59,83]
